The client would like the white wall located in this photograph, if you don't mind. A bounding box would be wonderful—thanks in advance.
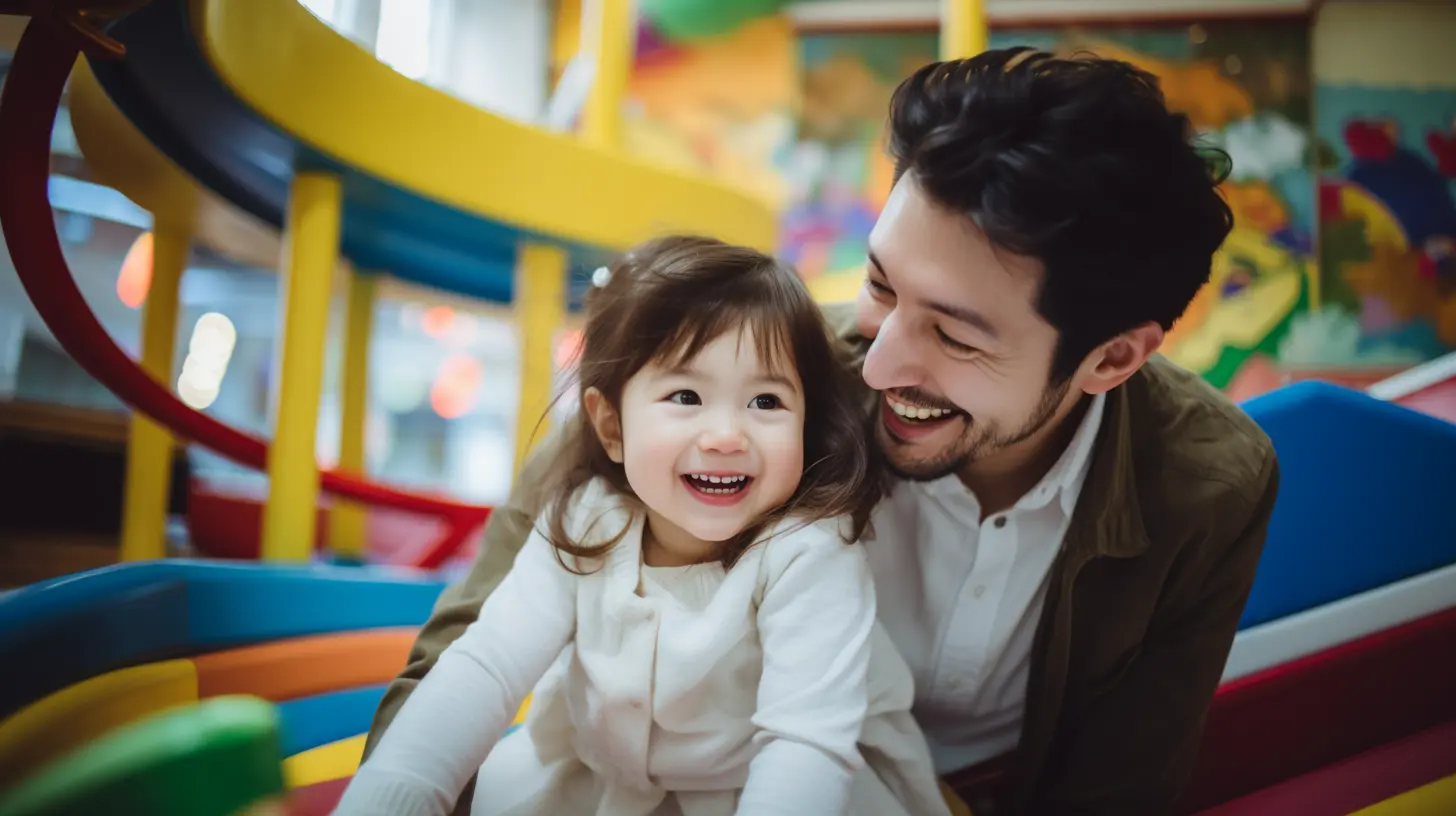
[428,0,551,121]
[308,0,551,121]
[1314,0,1456,88]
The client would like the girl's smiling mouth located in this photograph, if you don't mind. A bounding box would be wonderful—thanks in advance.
[681,473,753,505]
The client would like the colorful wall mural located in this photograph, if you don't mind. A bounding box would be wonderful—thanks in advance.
[1311,85,1456,375]
[623,15,800,209]
[552,3,1456,392]
[782,31,937,304]
[549,0,800,209]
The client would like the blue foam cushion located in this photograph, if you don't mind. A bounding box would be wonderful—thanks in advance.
[0,561,446,715]
[276,685,389,756]
[1240,381,1456,628]
[0,581,189,720]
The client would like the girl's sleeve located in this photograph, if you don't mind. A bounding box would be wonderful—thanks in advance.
[331,526,578,816]
[737,520,877,815]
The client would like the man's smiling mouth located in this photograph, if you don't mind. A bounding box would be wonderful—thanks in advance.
[885,391,962,423]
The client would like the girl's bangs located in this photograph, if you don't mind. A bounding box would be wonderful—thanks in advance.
[650,297,799,378]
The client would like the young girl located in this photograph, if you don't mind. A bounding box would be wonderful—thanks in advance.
[333,236,950,816]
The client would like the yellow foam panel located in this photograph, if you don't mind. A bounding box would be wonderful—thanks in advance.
[1352,773,1456,815]
[0,660,198,789]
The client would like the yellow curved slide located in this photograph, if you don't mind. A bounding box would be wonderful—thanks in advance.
[193,0,775,255]
[67,60,285,270]
[72,0,776,261]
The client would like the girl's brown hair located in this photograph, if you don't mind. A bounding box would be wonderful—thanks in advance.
[538,234,881,571]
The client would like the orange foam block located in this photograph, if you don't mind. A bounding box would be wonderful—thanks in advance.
[194,628,418,702]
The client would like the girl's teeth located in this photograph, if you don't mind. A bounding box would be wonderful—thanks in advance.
[686,474,748,493]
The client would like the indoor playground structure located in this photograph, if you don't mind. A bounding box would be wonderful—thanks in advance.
[0,0,1454,814]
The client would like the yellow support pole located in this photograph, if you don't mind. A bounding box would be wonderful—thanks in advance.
[510,0,616,476]
[261,172,342,562]
[329,266,377,560]
[512,0,616,478]
[580,0,634,151]
[119,222,191,561]
[941,0,988,60]
[513,243,568,477]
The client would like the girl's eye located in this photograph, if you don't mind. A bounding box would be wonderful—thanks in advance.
[749,394,781,410]
[936,327,978,356]
[667,390,701,406]
[866,278,894,299]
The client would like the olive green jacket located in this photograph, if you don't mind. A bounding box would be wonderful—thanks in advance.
[363,304,1280,815]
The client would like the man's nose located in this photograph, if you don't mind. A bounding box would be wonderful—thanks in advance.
[860,310,923,392]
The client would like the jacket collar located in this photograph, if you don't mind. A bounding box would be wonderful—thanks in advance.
[1064,376,1152,561]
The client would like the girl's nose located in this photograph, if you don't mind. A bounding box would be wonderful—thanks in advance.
[698,416,747,454]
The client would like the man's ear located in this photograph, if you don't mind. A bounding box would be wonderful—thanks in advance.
[1079,321,1164,396]
[583,387,624,463]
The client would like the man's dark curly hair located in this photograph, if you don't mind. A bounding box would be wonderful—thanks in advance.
[887,46,1235,383]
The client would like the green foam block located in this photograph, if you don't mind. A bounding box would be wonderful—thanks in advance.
[0,696,286,816]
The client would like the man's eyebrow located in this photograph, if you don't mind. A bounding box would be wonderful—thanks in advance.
[868,252,1001,341]
[927,300,1000,341]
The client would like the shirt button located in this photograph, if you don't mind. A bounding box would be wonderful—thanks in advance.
[973,584,986,599]
[630,699,645,709]
[993,516,1007,529]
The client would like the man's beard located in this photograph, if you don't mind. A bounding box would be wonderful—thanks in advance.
[878,377,1071,483]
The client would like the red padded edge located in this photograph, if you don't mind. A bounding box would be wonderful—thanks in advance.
[286,777,350,816]
[1195,717,1456,815]
[1179,606,1456,811]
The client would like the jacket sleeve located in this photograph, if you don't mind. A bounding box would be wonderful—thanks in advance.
[1028,453,1280,815]
[361,421,573,763]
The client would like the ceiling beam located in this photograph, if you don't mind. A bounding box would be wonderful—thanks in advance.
[786,0,1315,30]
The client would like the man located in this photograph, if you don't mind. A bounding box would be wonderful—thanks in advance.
[364,48,1279,815]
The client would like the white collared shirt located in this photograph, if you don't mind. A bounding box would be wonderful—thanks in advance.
[864,393,1107,774]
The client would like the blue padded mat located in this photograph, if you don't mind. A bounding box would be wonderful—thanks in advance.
[0,581,188,721]
[1240,381,1456,629]
[276,684,388,756]
[0,561,445,716]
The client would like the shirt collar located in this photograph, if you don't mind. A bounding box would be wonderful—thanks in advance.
[1015,391,1107,517]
